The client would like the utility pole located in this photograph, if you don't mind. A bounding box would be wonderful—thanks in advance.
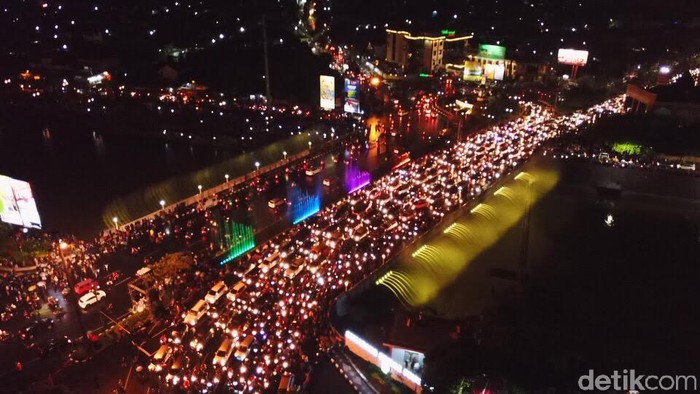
[262,14,272,105]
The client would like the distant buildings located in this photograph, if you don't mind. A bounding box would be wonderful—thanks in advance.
[385,29,472,74]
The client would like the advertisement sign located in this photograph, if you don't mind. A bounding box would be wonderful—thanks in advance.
[463,61,483,82]
[557,49,589,66]
[320,75,335,110]
[0,175,41,229]
[484,64,505,81]
[344,79,360,113]
[479,44,506,60]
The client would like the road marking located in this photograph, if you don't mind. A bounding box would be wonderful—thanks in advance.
[114,276,132,287]
[124,361,134,387]
[150,326,169,339]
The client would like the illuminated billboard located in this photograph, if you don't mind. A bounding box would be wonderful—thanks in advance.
[463,61,483,82]
[479,44,506,60]
[320,75,335,110]
[557,49,589,66]
[484,64,505,81]
[0,175,41,229]
[344,78,360,113]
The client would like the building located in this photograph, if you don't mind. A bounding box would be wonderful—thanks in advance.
[385,29,472,74]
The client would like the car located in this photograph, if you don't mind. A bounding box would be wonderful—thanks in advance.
[78,290,107,309]
[284,258,305,279]
[17,319,54,341]
[136,267,152,277]
[234,335,255,361]
[305,166,322,176]
[148,344,173,372]
[205,281,228,304]
[212,338,234,367]
[226,281,247,303]
[323,177,339,187]
[74,278,99,295]
[268,198,287,209]
[183,299,209,326]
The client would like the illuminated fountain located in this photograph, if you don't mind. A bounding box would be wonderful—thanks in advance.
[378,168,560,309]
[345,164,371,194]
[219,221,256,265]
[289,189,321,224]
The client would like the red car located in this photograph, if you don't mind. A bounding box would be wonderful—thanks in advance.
[74,279,99,295]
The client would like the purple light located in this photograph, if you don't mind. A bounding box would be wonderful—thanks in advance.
[345,165,371,194]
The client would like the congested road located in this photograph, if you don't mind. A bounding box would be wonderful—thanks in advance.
[144,96,626,391]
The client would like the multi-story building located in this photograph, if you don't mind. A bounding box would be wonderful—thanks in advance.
[385,29,472,74]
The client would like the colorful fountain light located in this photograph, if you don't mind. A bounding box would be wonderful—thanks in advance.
[219,221,256,265]
[345,164,371,194]
[289,189,321,224]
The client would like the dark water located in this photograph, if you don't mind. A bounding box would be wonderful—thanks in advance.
[0,108,446,238]
[0,114,229,237]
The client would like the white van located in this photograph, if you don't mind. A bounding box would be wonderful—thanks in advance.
[205,281,228,304]
[234,335,255,360]
[259,251,280,273]
[183,299,208,326]
[212,338,234,367]
[226,281,247,302]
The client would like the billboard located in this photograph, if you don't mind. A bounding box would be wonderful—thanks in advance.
[0,175,41,229]
[479,44,506,60]
[320,75,335,110]
[557,49,589,66]
[484,64,505,81]
[463,61,484,82]
[344,78,360,113]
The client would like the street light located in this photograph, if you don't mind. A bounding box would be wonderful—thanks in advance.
[225,174,229,183]
[283,151,287,161]
[112,216,118,230]
[308,141,312,150]
[255,161,260,172]
[198,185,203,194]
[159,200,166,210]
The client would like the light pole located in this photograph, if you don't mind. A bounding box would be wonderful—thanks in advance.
[112,216,119,230]
[283,151,287,161]
[225,174,229,183]
[255,161,260,173]
[59,242,90,345]
[198,185,203,195]
[308,141,312,150]
[159,200,166,211]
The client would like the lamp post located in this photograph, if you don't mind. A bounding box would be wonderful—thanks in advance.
[59,242,90,345]
[255,161,260,173]
[225,174,229,183]
[159,200,166,211]
[112,216,119,230]
[198,185,203,195]
[283,151,287,161]
[308,141,312,150]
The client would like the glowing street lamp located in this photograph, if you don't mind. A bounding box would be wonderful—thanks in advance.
[255,161,260,172]
[225,174,229,183]
[112,216,119,230]
[159,200,166,210]
[283,151,287,161]
[308,141,312,150]
[198,185,203,194]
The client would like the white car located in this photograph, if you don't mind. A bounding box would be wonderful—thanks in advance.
[78,290,106,309]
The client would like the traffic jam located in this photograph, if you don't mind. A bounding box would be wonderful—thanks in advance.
[145,96,625,392]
